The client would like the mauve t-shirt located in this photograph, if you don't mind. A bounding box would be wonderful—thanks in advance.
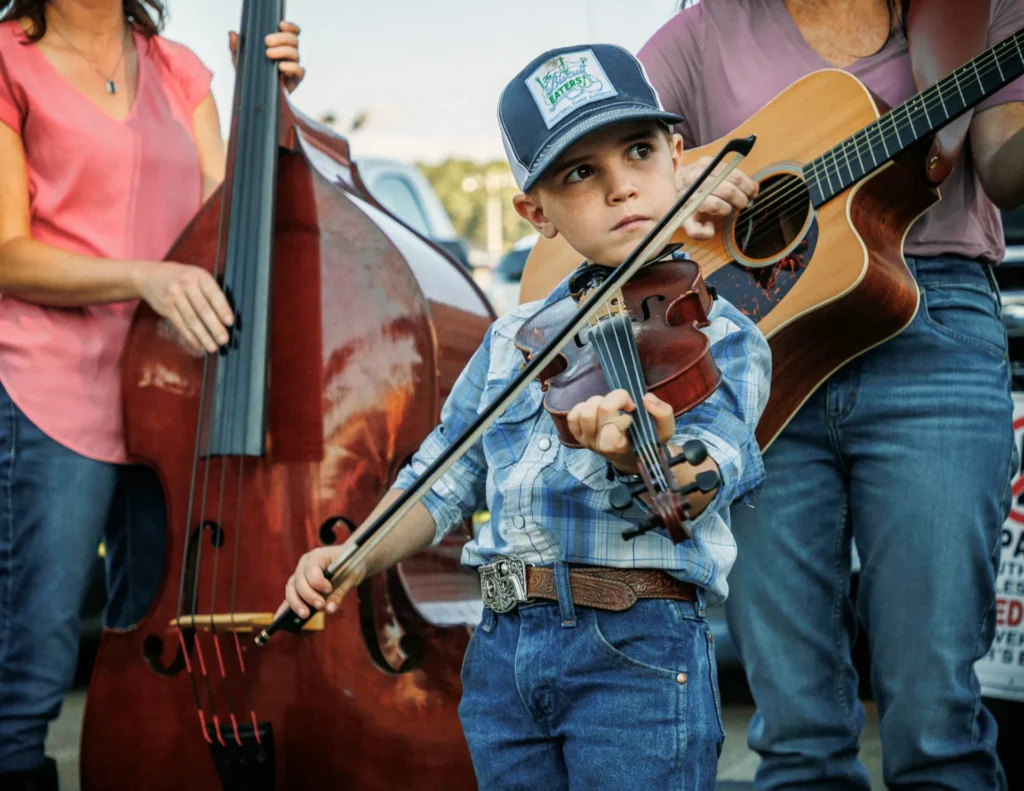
[639,0,1024,264]
[0,21,212,463]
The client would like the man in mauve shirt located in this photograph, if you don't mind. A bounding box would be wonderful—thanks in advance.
[638,1,1024,789]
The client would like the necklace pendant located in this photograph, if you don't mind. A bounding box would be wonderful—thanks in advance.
[106,80,117,95]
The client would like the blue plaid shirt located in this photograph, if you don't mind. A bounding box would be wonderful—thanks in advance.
[393,271,771,604]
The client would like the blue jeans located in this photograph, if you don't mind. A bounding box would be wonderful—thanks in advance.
[0,382,166,771]
[727,256,1015,790]
[458,564,724,791]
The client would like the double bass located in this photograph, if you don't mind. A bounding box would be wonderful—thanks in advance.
[81,1,491,788]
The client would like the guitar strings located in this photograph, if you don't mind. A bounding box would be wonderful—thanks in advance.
[709,34,1023,256]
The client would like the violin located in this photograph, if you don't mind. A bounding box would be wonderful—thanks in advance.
[259,134,757,645]
[515,254,723,544]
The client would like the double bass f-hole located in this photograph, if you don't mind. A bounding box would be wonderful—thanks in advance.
[143,519,225,678]
[320,515,428,675]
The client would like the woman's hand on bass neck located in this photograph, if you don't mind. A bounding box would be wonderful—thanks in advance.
[134,261,234,353]
[229,21,305,93]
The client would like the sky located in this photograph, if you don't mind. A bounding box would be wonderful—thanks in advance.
[162,0,683,163]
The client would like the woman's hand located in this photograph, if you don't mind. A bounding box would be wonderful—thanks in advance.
[135,262,234,353]
[279,541,367,619]
[678,156,759,240]
[229,21,305,93]
[566,390,676,475]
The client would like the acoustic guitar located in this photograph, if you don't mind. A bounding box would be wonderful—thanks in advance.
[519,26,1024,448]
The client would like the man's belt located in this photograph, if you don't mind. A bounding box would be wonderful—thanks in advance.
[477,555,697,614]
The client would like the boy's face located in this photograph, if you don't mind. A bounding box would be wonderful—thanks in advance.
[513,120,685,267]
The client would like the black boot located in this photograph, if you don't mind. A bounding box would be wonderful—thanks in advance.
[0,757,58,791]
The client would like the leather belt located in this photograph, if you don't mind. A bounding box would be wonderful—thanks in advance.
[477,555,697,613]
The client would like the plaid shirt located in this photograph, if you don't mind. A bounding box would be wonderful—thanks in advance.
[393,269,771,604]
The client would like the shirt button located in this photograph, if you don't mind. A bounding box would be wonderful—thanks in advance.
[538,438,552,451]
[512,515,526,529]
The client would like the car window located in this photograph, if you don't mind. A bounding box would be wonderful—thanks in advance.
[371,175,431,237]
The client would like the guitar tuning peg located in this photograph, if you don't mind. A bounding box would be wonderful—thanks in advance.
[669,439,708,468]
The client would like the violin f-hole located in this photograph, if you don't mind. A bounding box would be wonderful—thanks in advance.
[639,294,666,321]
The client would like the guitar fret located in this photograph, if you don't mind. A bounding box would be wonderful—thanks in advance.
[889,112,903,150]
[936,81,949,117]
[904,101,917,138]
[821,152,836,196]
[838,142,853,186]
[852,130,866,177]
[920,90,933,127]
[952,68,966,107]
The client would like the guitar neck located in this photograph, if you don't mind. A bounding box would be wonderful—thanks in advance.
[805,26,1024,207]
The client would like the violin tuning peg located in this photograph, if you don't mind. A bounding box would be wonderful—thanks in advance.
[670,439,708,468]
[621,521,657,541]
[609,483,635,511]
[695,470,720,493]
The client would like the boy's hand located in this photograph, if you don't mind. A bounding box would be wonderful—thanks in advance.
[278,540,367,619]
[678,156,759,240]
[567,390,676,474]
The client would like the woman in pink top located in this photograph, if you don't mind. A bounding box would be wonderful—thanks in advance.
[638,1,1024,789]
[0,0,304,786]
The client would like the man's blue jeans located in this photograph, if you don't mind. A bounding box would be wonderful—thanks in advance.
[0,382,166,771]
[727,256,1016,790]
[459,564,724,790]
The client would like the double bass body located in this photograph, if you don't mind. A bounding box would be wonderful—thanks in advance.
[79,4,491,787]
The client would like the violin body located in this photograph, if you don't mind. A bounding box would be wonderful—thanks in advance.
[516,258,720,447]
[80,101,491,790]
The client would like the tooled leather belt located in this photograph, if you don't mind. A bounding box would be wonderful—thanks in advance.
[477,555,697,613]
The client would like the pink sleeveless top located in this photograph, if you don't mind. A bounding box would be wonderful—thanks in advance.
[0,21,212,463]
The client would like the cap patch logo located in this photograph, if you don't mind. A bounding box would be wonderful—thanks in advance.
[526,49,617,129]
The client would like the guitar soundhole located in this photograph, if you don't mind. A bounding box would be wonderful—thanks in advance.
[731,173,811,262]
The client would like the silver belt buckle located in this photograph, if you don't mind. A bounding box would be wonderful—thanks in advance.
[478,555,529,613]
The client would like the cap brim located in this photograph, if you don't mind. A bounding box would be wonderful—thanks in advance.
[521,104,685,192]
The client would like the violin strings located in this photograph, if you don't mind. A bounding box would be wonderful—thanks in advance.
[589,300,669,493]
[607,312,672,491]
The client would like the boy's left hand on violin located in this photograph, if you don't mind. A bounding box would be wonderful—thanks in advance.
[229,21,305,93]
[567,389,675,475]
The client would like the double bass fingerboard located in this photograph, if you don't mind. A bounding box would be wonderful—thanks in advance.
[207,0,285,457]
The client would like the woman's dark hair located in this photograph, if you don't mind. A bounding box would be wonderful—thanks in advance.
[0,1,166,41]
[886,0,911,35]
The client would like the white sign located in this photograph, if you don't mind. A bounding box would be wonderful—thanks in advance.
[976,392,1024,702]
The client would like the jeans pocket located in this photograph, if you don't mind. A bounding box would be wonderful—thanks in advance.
[919,283,1007,361]
[704,627,726,742]
[589,601,689,679]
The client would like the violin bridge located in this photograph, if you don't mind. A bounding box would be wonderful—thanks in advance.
[168,612,326,633]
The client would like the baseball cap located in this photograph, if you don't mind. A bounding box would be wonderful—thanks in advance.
[498,44,684,192]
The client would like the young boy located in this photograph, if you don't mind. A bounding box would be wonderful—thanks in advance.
[282,44,771,790]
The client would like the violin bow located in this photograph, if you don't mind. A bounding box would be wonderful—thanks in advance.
[257,134,756,645]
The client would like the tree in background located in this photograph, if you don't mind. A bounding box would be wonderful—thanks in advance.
[419,159,533,255]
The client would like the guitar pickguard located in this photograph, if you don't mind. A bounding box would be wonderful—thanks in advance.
[706,218,819,322]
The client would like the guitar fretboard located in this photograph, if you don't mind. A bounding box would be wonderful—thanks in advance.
[804,27,1024,207]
